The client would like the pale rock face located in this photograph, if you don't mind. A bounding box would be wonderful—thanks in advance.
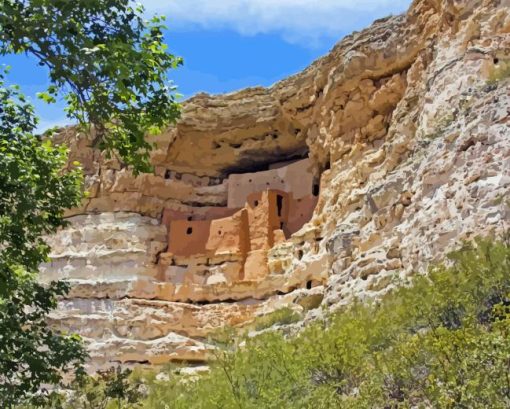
[44,0,510,370]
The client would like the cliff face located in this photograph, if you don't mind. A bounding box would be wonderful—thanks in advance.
[42,0,510,370]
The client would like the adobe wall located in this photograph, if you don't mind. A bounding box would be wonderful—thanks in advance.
[160,158,319,290]
[287,195,319,236]
[227,158,315,208]
[242,190,292,281]
[166,209,249,259]
[166,219,212,257]
[161,206,239,227]
[206,209,250,257]
[245,190,289,251]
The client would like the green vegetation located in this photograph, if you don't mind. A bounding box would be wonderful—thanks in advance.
[205,308,301,347]
[19,367,144,409]
[0,0,182,172]
[29,238,510,408]
[0,69,86,408]
[0,1,181,406]
[252,307,302,331]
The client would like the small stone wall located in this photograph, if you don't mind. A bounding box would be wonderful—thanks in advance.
[227,158,315,208]
[159,159,319,287]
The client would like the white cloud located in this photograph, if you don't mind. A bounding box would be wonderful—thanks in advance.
[140,0,411,45]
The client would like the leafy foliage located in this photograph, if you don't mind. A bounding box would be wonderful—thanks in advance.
[252,307,302,332]
[19,367,144,409]
[0,70,86,407]
[136,239,510,408]
[0,0,182,172]
[28,239,510,408]
[0,0,182,404]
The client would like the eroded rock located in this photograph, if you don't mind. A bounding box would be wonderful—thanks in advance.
[44,0,510,370]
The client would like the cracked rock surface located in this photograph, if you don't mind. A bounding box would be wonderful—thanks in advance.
[43,0,510,370]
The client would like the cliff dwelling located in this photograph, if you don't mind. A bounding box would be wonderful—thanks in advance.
[158,157,319,293]
[38,0,510,371]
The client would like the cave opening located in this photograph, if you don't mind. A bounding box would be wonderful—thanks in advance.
[221,149,309,177]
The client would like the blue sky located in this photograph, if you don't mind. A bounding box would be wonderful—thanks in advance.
[2,0,411,132]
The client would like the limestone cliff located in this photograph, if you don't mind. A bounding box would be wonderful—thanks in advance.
[42,0,510,370]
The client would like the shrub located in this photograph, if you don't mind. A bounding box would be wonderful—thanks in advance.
[29,239,510,408]
[252,307,302,331]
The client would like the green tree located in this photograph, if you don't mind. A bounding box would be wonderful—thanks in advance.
[0,69,86,407]
[0,0,182,406]
[0,0,182,172]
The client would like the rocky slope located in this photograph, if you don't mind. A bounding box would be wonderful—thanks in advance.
[42,0,510,370]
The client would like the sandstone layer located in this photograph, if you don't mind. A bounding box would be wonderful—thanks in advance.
[43,0,510,370]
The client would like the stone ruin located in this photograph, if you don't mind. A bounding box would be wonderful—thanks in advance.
[42,0,510,369]
[159,157,319,298]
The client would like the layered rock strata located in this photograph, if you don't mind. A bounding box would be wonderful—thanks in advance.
[43,0,510,369]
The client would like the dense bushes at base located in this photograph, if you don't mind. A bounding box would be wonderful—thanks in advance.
[23,239,510,408]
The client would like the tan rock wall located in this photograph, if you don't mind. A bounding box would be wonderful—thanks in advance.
[44,0,510,370]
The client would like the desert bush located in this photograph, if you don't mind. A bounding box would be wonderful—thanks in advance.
[252,307,302,331]
[28,239,510,408]
[143,239,510,409]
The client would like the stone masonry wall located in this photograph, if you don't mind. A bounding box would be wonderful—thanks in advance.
[43,0,510,370]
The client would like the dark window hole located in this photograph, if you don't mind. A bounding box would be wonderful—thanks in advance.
[187,216,193,221]
[312,184,320,197]
[186,227,193,235]
[164,170,171,180]
[494,57,499,64]
[306,280,313,290]
[297,250,304,260]
[276,195,284,217]
[254,200,259,207]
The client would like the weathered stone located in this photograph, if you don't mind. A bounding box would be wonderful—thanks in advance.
[42,0,510,370]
